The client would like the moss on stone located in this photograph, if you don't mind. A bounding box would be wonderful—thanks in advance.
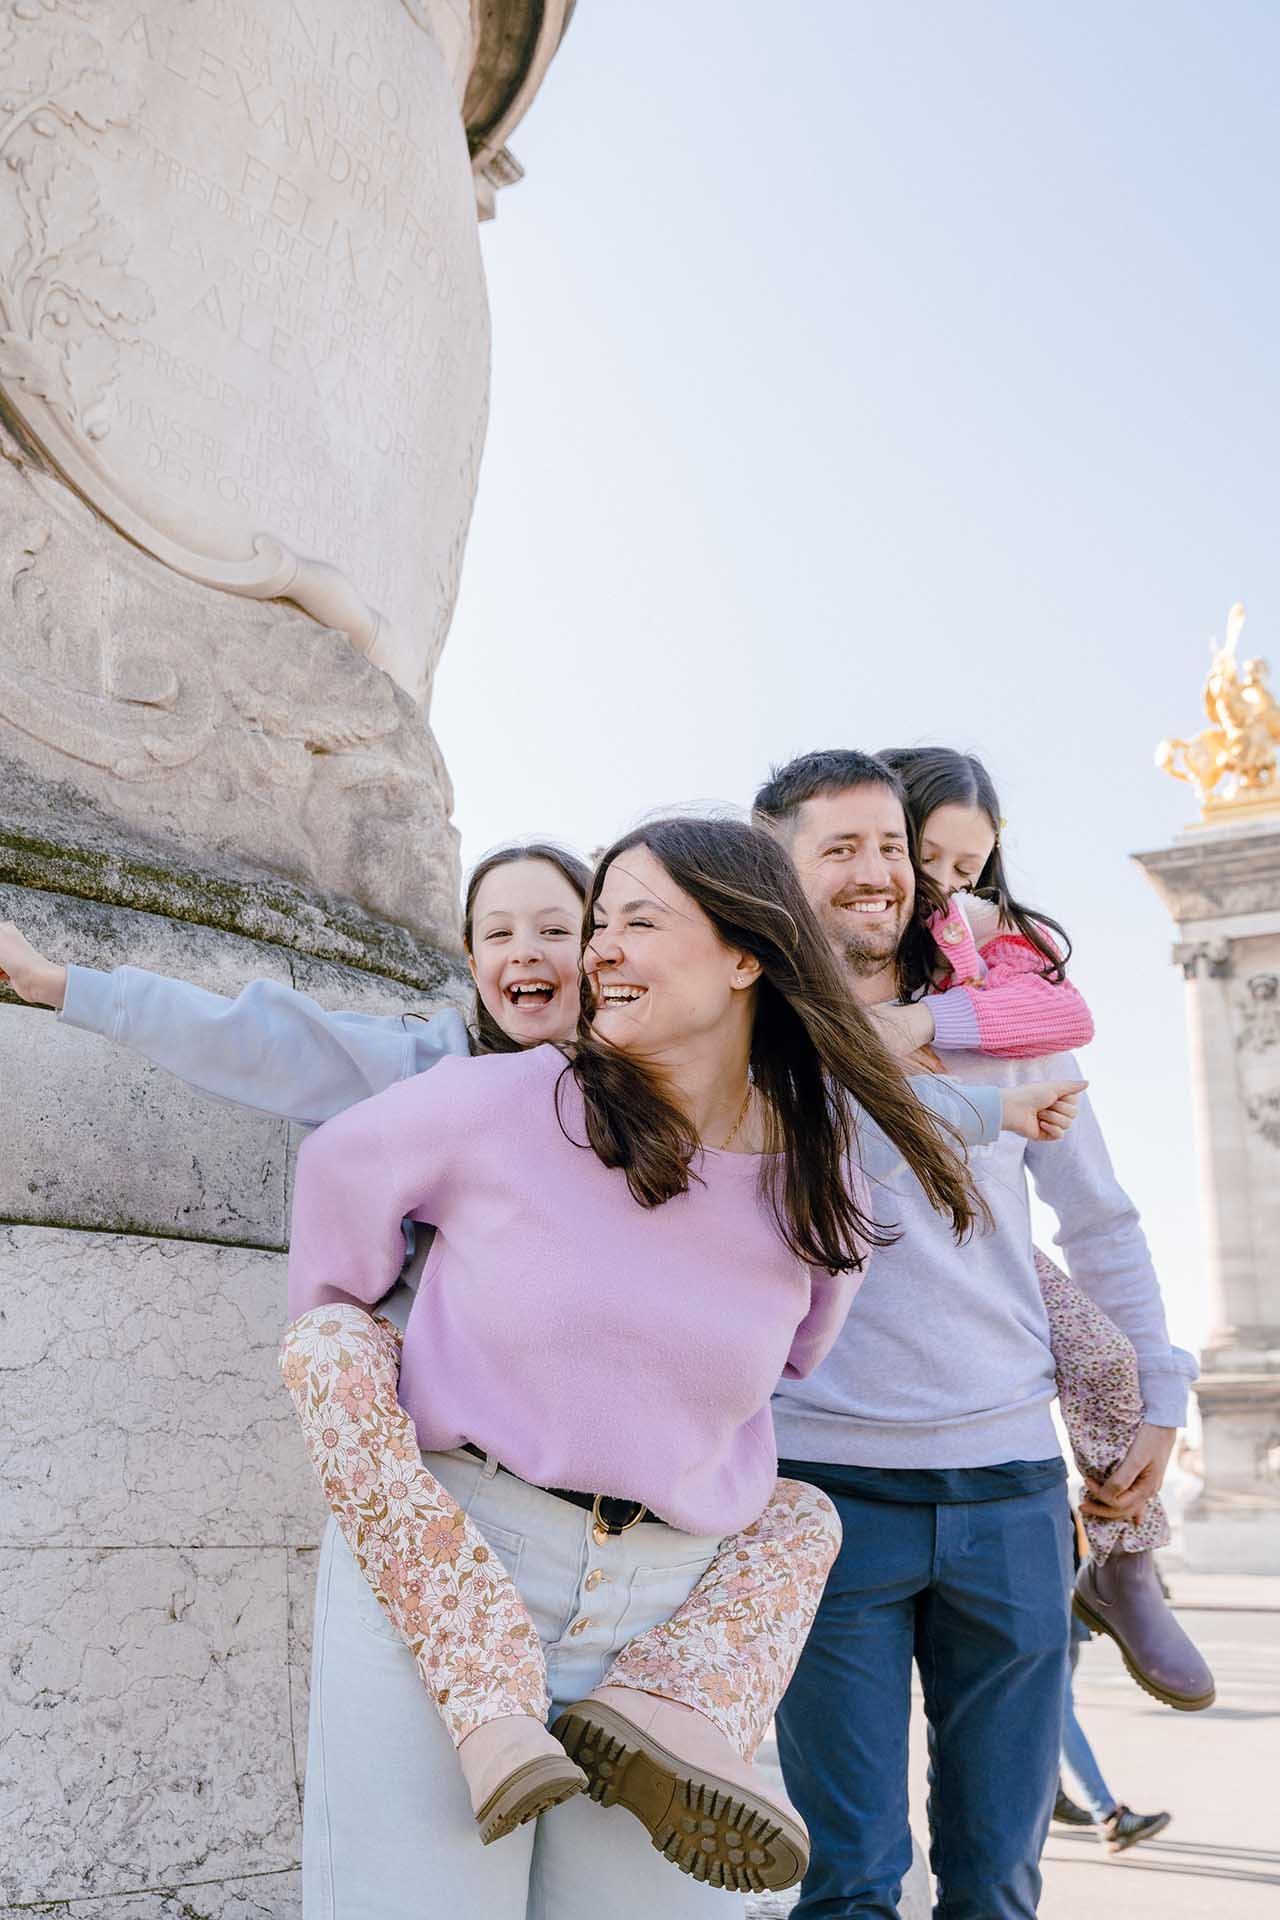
[0,823,464,995]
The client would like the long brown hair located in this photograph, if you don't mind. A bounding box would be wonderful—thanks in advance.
[462,842,592,1055]
[566,817,982,1271]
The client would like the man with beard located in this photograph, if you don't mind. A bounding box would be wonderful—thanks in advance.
[753,749,1191,1920]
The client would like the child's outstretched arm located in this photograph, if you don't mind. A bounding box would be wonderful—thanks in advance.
[1,919,468,1125]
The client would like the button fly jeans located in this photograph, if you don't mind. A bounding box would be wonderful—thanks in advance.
[302,1448,749,1919]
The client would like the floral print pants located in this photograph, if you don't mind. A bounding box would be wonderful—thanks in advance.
[1035,1249,1171,1558]
[279,1305,841,1760]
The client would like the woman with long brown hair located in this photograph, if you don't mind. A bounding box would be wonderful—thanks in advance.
[285,815,1083,1919]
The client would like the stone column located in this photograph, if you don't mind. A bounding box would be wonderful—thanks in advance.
[0,4,571,1912]
[1133,817,1280,1574]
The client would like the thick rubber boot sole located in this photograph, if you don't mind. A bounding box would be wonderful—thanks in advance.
[1072,1591,1216,1712]
[475,1754,587,1845]
[552,1700,808,1893]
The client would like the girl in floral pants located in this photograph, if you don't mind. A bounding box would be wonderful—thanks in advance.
[279,1304,838,1764]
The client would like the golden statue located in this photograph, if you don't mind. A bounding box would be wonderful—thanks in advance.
[1157,603,1280,817]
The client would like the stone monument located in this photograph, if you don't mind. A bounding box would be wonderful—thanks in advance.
[0,3,573,1912]
[1135,604,1280,1574]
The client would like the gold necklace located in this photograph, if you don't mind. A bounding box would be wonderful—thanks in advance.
[716,1081,754,1153]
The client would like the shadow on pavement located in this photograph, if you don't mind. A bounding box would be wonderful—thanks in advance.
[1049,1831,1280,1886]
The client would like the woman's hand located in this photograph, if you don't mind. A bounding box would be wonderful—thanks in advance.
[0,923,68,1010]
[999,1078,1087,1141]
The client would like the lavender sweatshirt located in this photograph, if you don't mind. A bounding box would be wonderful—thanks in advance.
[773,1047,1197,1469]
[287,1043,1000,1534]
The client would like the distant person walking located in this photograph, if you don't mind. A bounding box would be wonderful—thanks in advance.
[1055,1614,1173,1854]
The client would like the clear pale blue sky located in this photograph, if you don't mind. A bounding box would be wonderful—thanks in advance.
[434,1,1280,1355]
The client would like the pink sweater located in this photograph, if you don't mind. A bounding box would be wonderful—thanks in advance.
[287,1044,873,1535]
[927,898,1094,1058]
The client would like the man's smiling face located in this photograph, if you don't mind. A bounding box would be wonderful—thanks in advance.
[783,784,916,994]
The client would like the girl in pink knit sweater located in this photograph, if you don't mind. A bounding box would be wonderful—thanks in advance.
[879,745,1214,1715]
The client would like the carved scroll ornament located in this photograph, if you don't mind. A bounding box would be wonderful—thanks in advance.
[0,0,490,705]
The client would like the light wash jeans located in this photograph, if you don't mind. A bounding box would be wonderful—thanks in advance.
[1060,1626,1115,1823]
[303,1446,746,1919]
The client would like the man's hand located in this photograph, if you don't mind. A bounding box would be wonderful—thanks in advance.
[866,1001,936,1058]
[999,1078,1087,1142]
[1081,1423,1177,1525]
[0,923,68,1010]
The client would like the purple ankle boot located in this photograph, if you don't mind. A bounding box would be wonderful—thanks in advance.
[1073,1550,1215,1710]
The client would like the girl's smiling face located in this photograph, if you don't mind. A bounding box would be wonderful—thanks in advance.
[467,858,583,1045]
[917,803,997,898]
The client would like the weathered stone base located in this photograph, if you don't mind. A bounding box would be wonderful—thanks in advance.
[0,1220,321,1907]
[0,1543,313,1909]
[1,1872,301,1918]
[2,1227,322,1549]
[0,883,466,1244]
[1,887,462,1907]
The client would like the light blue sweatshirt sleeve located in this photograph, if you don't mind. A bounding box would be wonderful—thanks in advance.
[1026,1062,1197,1428]
[59,964,471,1126]
[858,1075,1002,1185]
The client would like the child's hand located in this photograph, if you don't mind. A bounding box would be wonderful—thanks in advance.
[930,898,985,985]
[999,1078,1087,1142]
[956,893,1002,947]
[0,923,68,1009]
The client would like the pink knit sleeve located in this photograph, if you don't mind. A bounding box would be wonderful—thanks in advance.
[964,934,1095,1058]
[927,899,984,985]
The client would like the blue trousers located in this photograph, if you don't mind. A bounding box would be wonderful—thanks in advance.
[775,1483,1072,1919]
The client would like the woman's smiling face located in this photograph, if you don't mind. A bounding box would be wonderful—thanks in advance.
[584,844,758,1059]
[467,858,583,1045]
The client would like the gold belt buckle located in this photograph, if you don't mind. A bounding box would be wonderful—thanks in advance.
[591,1492,647,1546]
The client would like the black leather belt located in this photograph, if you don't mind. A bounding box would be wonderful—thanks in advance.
[460,1442,664,1541]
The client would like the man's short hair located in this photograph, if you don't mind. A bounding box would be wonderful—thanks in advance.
[753,749,906,829]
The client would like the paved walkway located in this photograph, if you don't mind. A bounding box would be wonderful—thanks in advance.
[1036,1591,1280,1918]
[749,1575,1278,1918]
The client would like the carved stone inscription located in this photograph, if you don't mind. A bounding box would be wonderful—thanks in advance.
[1234,935,1280,1161]
[0,1,490,703]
